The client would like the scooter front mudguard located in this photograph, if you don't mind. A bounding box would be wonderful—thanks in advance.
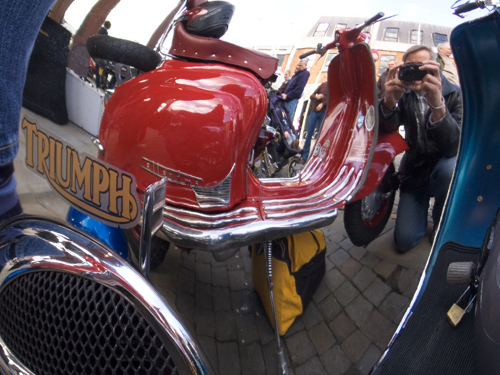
[350,131,408,202]
[0,216,214,374]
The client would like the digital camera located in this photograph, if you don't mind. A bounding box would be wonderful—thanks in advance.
[398,62,431,81]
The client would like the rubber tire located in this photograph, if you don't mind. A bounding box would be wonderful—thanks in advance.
[124,226,170,270]
[344,166,396,247]
[287,155,303,177]
[87,34,161,72]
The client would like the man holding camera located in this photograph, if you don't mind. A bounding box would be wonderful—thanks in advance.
[379,45,462,253]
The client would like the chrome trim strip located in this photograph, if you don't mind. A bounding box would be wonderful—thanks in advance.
[150,165,360,252]
[153,166,358,252]
[160,209,337,252]
[165,205,259,219]
[163,206,260,229]
[265,201,339,219]
[0,336,35,375]
[0,217,214,375]
[164,210,260,228]
[192,165,234,208]
[264,166,352,209]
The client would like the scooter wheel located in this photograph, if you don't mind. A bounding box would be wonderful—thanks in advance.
[287,155,304,177]
[344,164,396,246]
[87,35,161,73]
[124,226,170,270]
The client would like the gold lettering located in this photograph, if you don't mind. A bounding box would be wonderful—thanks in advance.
[92,162,110,206]
[55,141,72,189]
[21,118,140,226]
[48,137,56,181]
[71,152,92,202]
[22,119,37,168]
[108,170,138,220]
[36,131,50,175]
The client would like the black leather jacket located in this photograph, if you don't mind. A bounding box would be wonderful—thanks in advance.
[379,75,462,191]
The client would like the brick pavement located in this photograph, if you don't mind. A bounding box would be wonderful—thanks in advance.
[150,208,432,375]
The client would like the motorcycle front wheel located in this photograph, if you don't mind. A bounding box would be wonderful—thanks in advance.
[344,164,396,246]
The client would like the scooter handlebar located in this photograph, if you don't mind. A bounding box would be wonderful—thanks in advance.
[299,12,384,59]
[299,50,319,59]
[453,0,486,16]
[299,43,328,60]
[355,12,385,31]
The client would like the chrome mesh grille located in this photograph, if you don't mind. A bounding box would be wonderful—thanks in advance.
[0,271,179,375]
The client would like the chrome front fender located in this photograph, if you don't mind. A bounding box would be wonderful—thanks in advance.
[0,216,213,375]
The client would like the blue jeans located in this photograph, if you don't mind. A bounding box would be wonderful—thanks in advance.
[285,98,299,120]
[0,0,55,217]
[394,156,456,253]
[301,111,326,160]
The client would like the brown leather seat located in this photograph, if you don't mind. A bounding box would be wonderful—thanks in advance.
[169,23,278,80]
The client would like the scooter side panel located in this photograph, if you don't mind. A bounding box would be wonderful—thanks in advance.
[438,9,500,249]
[254,43,379,207]
[98,60,267,211]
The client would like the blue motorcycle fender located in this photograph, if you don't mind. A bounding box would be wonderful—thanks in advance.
[66,206,129,259]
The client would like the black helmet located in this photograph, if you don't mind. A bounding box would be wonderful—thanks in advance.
[180,1,235,38]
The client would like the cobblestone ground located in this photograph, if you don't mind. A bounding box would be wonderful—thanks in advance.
[150,209,431,375]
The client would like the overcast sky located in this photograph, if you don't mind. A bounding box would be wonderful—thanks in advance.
[64,0,492,47]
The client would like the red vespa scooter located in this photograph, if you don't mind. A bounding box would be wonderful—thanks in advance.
[90,1,407,264]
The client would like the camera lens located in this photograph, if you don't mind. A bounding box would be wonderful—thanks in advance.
[401,66,415,80]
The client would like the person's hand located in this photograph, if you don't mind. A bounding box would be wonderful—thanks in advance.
[419,60,446,121]
[383,62,407,110]
[316,103,323,111]
[315,93,324,99]
[284,131,290,139]
[281,93,287,100]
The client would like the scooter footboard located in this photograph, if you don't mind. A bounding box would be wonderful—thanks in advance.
[370,242,479,375]
[0,217,213,375]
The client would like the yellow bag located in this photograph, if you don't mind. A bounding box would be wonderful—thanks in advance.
[252,229,326,336]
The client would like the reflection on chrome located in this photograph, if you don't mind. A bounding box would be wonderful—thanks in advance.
[0,217,213,375]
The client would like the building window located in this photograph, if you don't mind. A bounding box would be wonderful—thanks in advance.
[321,52,338,71]
[410,29,423,44]
[335,23,347,32]
[433,33,448,46]
[383,27,399,42]
[378,54,396,75]
[276,54,286,68]
[313,22,330,37]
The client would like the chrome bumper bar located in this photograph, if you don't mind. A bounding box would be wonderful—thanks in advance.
[159,202,338,252]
